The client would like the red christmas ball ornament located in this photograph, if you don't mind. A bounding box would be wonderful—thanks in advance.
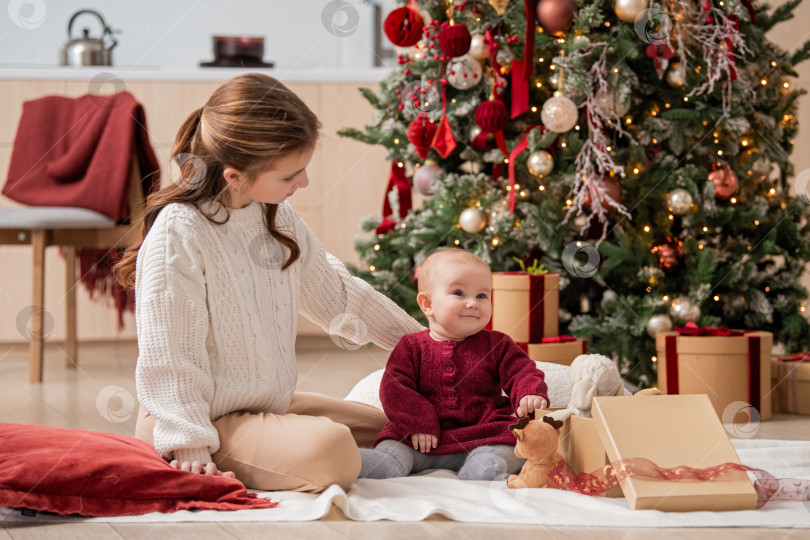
[438,22,471,58]
[475,99,509,133]
[384,6,425,47]
[651,237,683,270]
[407,116,437,159]
[535,0,577,36]
[583,176,622,213]
[709,166,739,200]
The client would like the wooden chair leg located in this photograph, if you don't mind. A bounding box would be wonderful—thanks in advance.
[65,246,77,368]
[30,230,46,383]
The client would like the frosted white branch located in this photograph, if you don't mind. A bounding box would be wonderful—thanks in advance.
[557,42,633,242]
[672,1,754,115]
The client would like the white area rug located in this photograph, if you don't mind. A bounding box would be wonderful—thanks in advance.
[2,439,809,526]
[5,363,808,525]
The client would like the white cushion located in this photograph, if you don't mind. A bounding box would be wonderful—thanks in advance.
[0,207,116,229]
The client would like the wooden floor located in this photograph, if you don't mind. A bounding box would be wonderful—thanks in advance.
[0,339,808,539]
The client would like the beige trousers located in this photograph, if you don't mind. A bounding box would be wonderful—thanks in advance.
[135,392,387,493]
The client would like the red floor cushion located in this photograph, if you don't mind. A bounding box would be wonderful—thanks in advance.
[0,423,277,516]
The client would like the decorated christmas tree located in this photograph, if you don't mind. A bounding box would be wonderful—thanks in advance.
[339,0,810,387]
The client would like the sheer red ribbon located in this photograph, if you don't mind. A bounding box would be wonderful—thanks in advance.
[549,457,810,509]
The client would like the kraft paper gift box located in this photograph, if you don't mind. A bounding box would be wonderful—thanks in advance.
[516,336,586,366]
[592,394,758,511]
[654,329,772,421]
[771,354,810,415]
[556,414,623,498]
[490,272,559,342]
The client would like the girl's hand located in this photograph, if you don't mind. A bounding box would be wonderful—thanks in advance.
[517,395,548,417]
[170,459,236,479]
[410,433,438,454]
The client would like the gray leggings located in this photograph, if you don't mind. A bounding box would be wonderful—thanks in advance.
[359,440,524,481]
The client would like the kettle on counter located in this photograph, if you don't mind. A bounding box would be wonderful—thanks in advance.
[61,9,119,66]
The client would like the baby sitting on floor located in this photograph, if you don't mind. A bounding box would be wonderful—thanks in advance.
[358,248,549,481]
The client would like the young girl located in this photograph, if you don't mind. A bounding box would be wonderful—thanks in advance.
[114,73,423,493]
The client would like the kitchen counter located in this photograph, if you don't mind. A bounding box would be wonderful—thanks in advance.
[0,65,391,83]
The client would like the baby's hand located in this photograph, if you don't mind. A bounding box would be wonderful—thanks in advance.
[410,433,438,453]
[517,395,548,417]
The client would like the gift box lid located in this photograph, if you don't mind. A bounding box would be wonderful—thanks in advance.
[591,394,758,511]
[491,272,560,291]
[655,330,772,355]
[773,356,810,380]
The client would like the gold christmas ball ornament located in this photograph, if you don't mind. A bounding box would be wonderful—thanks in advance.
[469,34,489,61]
[614,0,650,23]
[527,150,554,177]
[459,207,488,233]
[541,95,579,133]
[666,61,686,88]
[666,188,693,215]
[669,296,701,324]
[646,314,673,338]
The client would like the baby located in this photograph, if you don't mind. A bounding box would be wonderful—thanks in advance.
[358,248,549,481]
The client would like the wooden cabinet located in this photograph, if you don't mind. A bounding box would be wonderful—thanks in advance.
[0,78,390,342]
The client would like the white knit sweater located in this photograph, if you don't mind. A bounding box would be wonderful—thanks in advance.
[134,200,423,465]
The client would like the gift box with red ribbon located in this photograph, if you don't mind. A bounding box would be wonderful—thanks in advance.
[654,323,772,421]
[771,353,810,415]
[489,272,560,342]
[516,335,586,366]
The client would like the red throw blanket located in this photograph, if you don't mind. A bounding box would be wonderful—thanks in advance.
[3,92,161,328]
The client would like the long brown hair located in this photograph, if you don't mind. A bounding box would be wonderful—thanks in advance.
[114,73,321,290]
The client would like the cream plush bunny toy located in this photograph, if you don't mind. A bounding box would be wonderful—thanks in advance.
[548,354,632,423]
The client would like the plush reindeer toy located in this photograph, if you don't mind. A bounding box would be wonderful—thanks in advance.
[507,415,564,489]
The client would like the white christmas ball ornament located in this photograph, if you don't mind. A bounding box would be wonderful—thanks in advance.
[469,33,489,61]
[541,95,579,133]
[413,161,441,196]
[459,207,487,233]
[666,61,686,87]
[667,188,693,215]
[594,86,630,117]
[646,314,673,338]
[669,296,701,323]
[527,150,554,177]
[447,54,483,90]
[615,0,650,23]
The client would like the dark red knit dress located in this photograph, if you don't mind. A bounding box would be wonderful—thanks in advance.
[374,329,549,455]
